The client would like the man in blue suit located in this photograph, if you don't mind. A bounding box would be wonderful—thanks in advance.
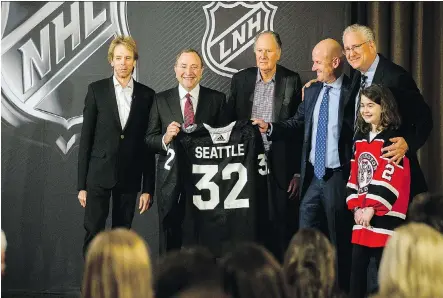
[253,38,353,292]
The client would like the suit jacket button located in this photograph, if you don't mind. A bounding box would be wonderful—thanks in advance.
[120,134,124,139]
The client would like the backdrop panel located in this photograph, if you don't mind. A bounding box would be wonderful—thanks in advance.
[1,1,349,294]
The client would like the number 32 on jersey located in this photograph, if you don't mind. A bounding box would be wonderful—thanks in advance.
[192,154,268,210]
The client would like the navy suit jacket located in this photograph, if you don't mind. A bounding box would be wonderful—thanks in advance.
[272,75,352,197]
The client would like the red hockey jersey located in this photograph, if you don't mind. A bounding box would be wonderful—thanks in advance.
[346,130,411,247]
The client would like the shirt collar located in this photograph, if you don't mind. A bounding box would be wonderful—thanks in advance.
[113,75,134,89]
[324,73,344,90]
[178,83,200,99]
[360,54,379,79]
[256,68,276,83]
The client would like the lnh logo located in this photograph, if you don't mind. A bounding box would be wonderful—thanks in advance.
[202,2,277,78]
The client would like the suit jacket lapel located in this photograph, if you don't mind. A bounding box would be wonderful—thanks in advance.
[245,69,257,114]
[273,67,285,120]
[195,86,209,123]
[107,77,122,130]
[306,84,323,134]
[346,71,360,108]
[167,87,183,122]
[122,80,138,131]
[338,75,351,130]
[372,53,386,84]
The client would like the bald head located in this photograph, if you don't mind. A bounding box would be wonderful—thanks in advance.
[311,38,344,83]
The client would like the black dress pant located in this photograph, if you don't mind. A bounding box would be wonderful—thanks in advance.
[299,163,353,293]
[350,244,383,298]
[83,184,137,256]
[265,171,299,263]
[159,196,185,254]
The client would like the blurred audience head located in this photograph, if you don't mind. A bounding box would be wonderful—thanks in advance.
[283,228,337,298]
[408,193,443,234]
[221,242,288,298]
[81,228,153,298]
[377,223,443,297]
[1,230,6,277]
[155,246,223,298]
[177,285,229,298]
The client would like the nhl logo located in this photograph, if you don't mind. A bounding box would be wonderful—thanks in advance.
[1,2,134,154]
[202,1,278,78]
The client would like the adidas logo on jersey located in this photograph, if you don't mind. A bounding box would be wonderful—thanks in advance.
[212,132,229,144]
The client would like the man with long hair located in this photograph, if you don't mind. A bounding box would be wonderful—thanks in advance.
[77,36,156,256]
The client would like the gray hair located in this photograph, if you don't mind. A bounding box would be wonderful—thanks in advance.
[342,24,375,43]
[253,30,282,52]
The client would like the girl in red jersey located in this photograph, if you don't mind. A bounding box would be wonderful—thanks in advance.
[346,84,411,298]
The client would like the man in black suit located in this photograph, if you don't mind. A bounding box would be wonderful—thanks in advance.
[254,39,354,291]
[342,23,433,294]
[226,31,302,261]
[77,36,156,256]
[343,24,432,198]
[145,49,227,253]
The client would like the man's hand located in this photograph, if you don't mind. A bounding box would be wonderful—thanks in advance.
[287,176,300,199]
[139,193,151,214]
[382,137,408,165]
[302,79,318,101]
[251,118,269,134]
[78,190,87,208]
[163,121,181,145]
[359,207,375,227]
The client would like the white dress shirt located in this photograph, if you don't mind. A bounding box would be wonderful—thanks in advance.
[113,75,134,129]
[355,54,380,113]
[178,83,200,116]
[309,74,344,169]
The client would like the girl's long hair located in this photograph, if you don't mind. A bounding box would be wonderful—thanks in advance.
[355,84,401,134]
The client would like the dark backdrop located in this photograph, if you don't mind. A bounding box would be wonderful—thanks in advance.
[4,1,440,296]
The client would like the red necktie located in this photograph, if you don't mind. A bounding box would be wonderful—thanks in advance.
[184,93,195,127]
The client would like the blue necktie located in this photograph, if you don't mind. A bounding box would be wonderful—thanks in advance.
[314,85,332,179]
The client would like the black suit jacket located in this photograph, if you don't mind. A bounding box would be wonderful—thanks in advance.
[272,75,353,197]
[77,77,156,194]
[349,54,432,196]
[226,65,303,190]
[145,85,227,220]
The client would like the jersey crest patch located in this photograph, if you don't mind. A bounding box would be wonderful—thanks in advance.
[357,152,378,193]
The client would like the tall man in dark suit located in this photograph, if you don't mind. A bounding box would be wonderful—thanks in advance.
[77,36,156,256]
[145,49,227,253]
[343,24,432,198]
[226,31,302,261]
[342,24,433,294]
[254,39,354,291]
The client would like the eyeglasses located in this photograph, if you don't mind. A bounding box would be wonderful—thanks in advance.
[343,40,370,55]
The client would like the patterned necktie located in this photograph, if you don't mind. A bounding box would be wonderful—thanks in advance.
[314,85,332,179]
[360,74,368,91]
[354,74,368,127]
[184,93,195,127]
